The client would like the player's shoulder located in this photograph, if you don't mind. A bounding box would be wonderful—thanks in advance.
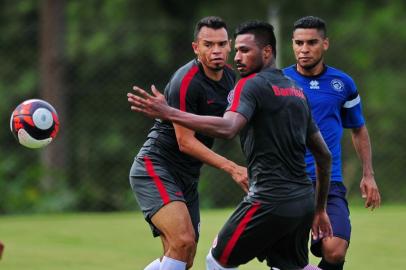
[171,59,201,82]
[282,64,296,75]
[166,59,202,93]
[235,72,259,90]
[324,65,357,92]
[325,65,355,83]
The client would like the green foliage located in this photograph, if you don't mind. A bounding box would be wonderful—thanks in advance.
[1,0,405,213]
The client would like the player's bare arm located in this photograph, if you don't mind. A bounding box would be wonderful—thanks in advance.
[128,85,247,139]
[128,85,249,192]
[174,124,248,192]
[306,131,333,240]
[351,125,381,210]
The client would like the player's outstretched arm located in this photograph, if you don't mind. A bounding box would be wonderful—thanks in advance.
[127,85,249,192]
[351,125,381,210]
[128,85,247,139]
[306,131,333,240]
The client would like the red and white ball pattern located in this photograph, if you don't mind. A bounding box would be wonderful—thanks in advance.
[10,99,60,149]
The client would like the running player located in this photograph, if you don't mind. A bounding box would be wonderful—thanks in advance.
[129,16,248,270]
[283,16,381,270]
[128,20,333,270]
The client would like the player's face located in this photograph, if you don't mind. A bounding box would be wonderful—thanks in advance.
[234,33,264,77]
[292,28,329,71]
[192,26,231,71]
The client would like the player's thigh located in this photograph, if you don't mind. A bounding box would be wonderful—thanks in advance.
[311,182,351,257]
[212,197,314,268]
[152,201,195,242]
[129,155,191,237]
[265,211,314,270]
[326,183,351,241]
[211,200,273,267]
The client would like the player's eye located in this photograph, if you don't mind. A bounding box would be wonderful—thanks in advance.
[204,42,212,48]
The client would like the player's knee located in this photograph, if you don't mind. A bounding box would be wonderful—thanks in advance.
[186,259,193,269]
[186,246,197,269]
[323,248,346,264]
[206,249,238,270]
[170,233,196,256]
[321,238,348,263]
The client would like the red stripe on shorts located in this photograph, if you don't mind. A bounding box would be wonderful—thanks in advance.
[219,202,261,265]
[143,156,171,205]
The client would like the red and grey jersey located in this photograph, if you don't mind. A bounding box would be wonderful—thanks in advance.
[138,59,236,178]
[227,67,318,202]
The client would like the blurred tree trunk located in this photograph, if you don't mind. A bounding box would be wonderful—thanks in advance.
[39,0,67,191]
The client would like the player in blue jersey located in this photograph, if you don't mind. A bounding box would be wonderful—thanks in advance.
[283,16,381,270]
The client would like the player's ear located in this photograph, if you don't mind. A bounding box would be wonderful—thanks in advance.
[263,45,273,59]
[192,41,199,55]
[323,37,329,50]
[226,39,232,52]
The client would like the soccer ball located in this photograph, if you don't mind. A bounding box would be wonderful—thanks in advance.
[10,99,60,149]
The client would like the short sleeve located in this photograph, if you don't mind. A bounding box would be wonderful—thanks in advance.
[165,65,200,114]
[226,73,258,121]
[340,78,365,128]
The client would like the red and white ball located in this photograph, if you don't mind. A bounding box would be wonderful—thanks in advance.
[10,99,60,149]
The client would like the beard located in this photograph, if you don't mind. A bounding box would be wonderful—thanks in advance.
[209,63,225,72]
[300,56,323,71]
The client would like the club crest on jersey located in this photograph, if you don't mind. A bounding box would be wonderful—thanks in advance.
[309,80,319,89]
[227,89,235,104]
[331,79,344,92]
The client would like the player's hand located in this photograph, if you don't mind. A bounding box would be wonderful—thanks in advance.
[311,209,332,240]
[230,165,249,193]
[127,85,171,120]
[360,175,381,210]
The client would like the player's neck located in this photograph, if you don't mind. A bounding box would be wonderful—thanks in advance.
[296,62,325,77]
[201,64,224,81]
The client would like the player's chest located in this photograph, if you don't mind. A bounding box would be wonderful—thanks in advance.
[198,82,231,116]
[302,79,347,109]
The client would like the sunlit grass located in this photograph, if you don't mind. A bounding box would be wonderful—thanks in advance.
[0,205,404,270]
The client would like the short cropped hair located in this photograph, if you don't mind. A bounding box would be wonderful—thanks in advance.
[293,16,327,38]
[234,20,277,57]
[193,16,228,40]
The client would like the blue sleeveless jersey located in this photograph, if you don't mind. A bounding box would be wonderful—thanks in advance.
[283,65,365,182]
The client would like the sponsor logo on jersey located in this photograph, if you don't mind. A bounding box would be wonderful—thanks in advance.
[227,90,235,104]
[272,85,305,99]
[331,79,344,92]
[310,80,320,89]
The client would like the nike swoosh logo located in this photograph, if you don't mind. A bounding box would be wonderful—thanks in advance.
[207,99,215,104]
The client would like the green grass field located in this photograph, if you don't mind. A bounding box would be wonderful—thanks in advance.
[0,205,405,270]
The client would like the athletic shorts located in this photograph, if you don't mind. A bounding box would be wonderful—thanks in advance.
[129,154,200,241]
[311,181,351,257]
[211,195,315,270]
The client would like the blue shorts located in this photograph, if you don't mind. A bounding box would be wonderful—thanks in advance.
[311,181,351,257]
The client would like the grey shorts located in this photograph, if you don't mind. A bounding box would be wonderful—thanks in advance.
[129,154,200,240]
